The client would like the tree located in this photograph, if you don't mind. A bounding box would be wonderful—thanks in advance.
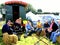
[25,4,37,14]
[0,3,5,20]
[37,9,42,12]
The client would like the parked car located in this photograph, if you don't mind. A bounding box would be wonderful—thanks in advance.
[0,13,2,21]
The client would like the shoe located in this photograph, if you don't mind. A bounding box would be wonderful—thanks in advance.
[18,38,20,41]
[18,39,20,41]
[52,42,56,44]
[50,39,52,41]
[24,36,27,38]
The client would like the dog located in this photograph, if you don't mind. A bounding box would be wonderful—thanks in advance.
[2,33,18,45]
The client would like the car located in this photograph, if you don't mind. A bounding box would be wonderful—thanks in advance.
[54,16,60,26]
[55,16,60,21]
[0,13,2,21]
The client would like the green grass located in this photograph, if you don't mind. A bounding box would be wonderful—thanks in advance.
[0,29,60,45]
[0,29,5,45]
[0,21,60,45]
[0,21,5,29]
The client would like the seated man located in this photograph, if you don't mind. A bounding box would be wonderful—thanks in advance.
[35,20,42,36]
[46,19,58,38]
[14,18,22,41]
[24,20,34,37]
[2,20,13,35]
[14,18,22,33]
[43,21,50,37]
[50,20,60,43]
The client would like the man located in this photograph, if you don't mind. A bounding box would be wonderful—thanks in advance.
[44,21,50,29]
[14,18,22,41]
[46,19,58,38]
[2,20,13,34]
[50,20,60,43]
[24,20,34,37]
[43,21,50,37]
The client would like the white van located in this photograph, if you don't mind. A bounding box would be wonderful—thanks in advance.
[0,13,2,20]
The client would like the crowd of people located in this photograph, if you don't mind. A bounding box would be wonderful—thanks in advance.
[2,18,23,41]
[2,17,60,44]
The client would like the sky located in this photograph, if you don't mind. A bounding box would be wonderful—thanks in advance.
[0,0,60,12]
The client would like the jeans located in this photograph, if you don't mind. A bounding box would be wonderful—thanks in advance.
[25,28,32,36]
[35,28,42,32]
[50,32,60,42]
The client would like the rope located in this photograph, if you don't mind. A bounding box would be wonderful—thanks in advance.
[34,36,48,45]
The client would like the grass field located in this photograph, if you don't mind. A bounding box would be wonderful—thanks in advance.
[0,21,60,45]
[0,21,5,29]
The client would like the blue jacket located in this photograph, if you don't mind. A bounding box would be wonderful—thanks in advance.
[2,24,13,34]
[26,23,32,30]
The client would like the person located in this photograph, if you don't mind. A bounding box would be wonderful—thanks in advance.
[50,20,60,43]
[44,21,50,29]
[2,20,13,35]
[14,18,22,41]
[43,21,50,37]
[35,20,42,36]
[24,20,34,37]
[47,19,58,38]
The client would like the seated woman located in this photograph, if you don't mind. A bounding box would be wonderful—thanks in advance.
[35,20,42,36]
[2,20,13,35]
[50,20,60,43]
[24,20,34,37]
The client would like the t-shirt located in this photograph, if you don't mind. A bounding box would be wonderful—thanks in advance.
[26,23,32,30]
[37,22,42,28]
